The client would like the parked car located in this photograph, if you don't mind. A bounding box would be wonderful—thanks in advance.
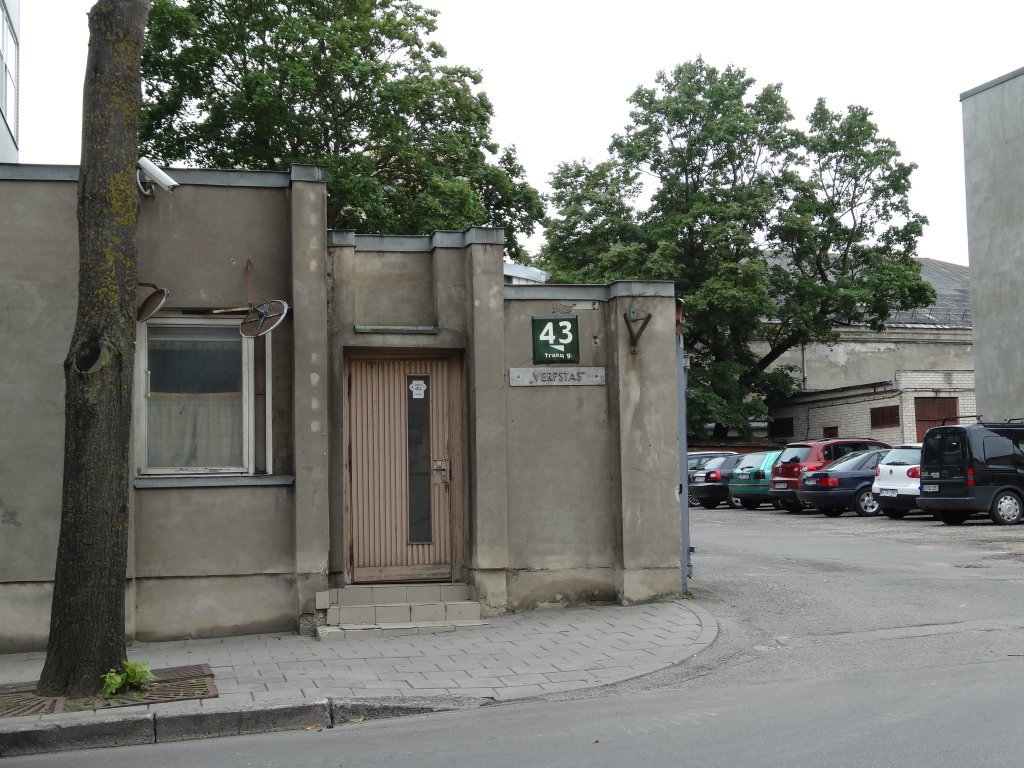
[871,444,923,519]
[796,448,891,517]
[690,454,747,509]
[770,438,893,512]
[730,450,783,509]
[686,451,737,506]
[918,422,1024,525]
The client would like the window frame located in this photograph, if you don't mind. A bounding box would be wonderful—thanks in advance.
[135,316,257,476]
[870,405,900,429]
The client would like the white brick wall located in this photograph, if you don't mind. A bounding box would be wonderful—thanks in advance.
[769,370,975,444]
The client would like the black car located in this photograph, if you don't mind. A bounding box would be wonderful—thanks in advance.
[686,451,737,506]
[690,454,746,509]
[796,449,890,517]
[918,422,1024,525]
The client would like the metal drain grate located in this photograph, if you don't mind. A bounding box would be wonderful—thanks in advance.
[0,665,217,718]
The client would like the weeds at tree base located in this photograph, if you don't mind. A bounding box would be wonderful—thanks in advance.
[102,660,156,699]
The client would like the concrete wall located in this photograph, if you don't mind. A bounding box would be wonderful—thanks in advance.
[0,171,77,651]
[495,283,682,611]
[962,68,1024,421]
[759,326,973,392]
[0,166,309,650]
[0,164,685,650]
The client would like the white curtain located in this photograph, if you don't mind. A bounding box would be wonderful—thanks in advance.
[147,392,243,469]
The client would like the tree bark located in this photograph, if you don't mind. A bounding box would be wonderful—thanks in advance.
[37,0,152,698]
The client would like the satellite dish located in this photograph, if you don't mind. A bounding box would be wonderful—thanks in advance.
[137,283,169,322]
[240,300,289,338]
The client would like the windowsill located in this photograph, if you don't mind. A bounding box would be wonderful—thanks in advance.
[134,475,295,489]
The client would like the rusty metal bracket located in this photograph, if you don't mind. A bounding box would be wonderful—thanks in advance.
[623,310,653,354]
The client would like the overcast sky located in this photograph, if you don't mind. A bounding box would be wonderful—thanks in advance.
[19,1,1024,265]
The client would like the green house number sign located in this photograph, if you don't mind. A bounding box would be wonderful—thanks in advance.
[532,316,580,363]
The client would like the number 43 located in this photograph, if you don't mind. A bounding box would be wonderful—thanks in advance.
[539,320,574,347]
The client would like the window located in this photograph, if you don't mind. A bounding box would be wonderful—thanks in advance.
[1,7,17,142]
[870,405,900,429]
[768,417,794,438]
[822,426,839,438]
[983,434,1024,468]
[136,318,271,475]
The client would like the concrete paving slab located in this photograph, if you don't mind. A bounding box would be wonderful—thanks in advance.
[0,599,717,755]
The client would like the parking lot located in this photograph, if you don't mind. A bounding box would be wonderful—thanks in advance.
[691,501,1024,554]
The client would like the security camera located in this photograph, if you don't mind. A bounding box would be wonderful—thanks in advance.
[136,157,180,194]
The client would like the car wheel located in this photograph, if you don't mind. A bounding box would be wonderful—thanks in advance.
[937,511,970,526]
[782,502,803,513]
[701,500,720,510]
[881,508,908,519]
[741,499,760,510]
[728,496,744,509]
[989,491,1023,525]
[853,488,880,517]
[688,494,699,507]
[821,508,845,518]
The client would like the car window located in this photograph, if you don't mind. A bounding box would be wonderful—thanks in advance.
[922,429,965,468]
[702,456,728,470]
[725,454,747,469]
[862,451,883,470]
[880,448,920,465]
[822,450,869,471]
[778,446,811,464]
[983,434,1024,468]
[737,452,766,470]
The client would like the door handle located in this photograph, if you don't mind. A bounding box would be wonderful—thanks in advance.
[432,458,449,487]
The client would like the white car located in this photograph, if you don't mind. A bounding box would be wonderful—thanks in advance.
[871,444,922,519]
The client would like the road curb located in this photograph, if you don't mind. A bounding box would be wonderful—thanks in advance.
[0,695,481,756]
[0,708,155,757]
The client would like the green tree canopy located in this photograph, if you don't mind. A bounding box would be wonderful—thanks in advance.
[140,0,543,259]
[537,58,935,435]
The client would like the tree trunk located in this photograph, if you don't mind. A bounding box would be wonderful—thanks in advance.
[37,0,152,698]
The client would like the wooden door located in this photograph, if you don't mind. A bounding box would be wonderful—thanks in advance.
[344,356,463,582]
[915,396,959,441]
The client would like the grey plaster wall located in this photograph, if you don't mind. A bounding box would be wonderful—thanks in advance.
[498,284,681,611]
[503,302,615,571]
[758,326,973,392]
[134,574,296,641]
[133,487,295,577]
[962,69,1024,420]
[0,167,307,649]
[0,179,76,593]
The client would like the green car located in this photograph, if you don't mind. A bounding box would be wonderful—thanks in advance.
[729,449,784,509]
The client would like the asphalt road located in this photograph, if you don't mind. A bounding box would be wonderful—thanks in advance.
[9,506,1024,767]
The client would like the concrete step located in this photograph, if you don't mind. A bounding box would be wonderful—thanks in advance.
[314,583,483,640]
[315,583,473,609]
[316,619,489,641]
[327,600,480,625]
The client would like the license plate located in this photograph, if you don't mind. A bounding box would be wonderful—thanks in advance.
[923,484,938,493]
[804,478,817,486]
[880,489,897,497]
[737,472,749,480]
[772,481,787,489]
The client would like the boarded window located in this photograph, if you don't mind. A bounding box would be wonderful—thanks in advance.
[823,426,839,438]
[870,405,900,428]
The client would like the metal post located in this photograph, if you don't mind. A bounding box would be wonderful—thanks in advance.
[676,329,691,595]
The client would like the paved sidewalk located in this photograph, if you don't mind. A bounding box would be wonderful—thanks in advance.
[0,599,716,756]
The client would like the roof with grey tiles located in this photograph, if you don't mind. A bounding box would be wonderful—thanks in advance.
[888,258,971,328]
